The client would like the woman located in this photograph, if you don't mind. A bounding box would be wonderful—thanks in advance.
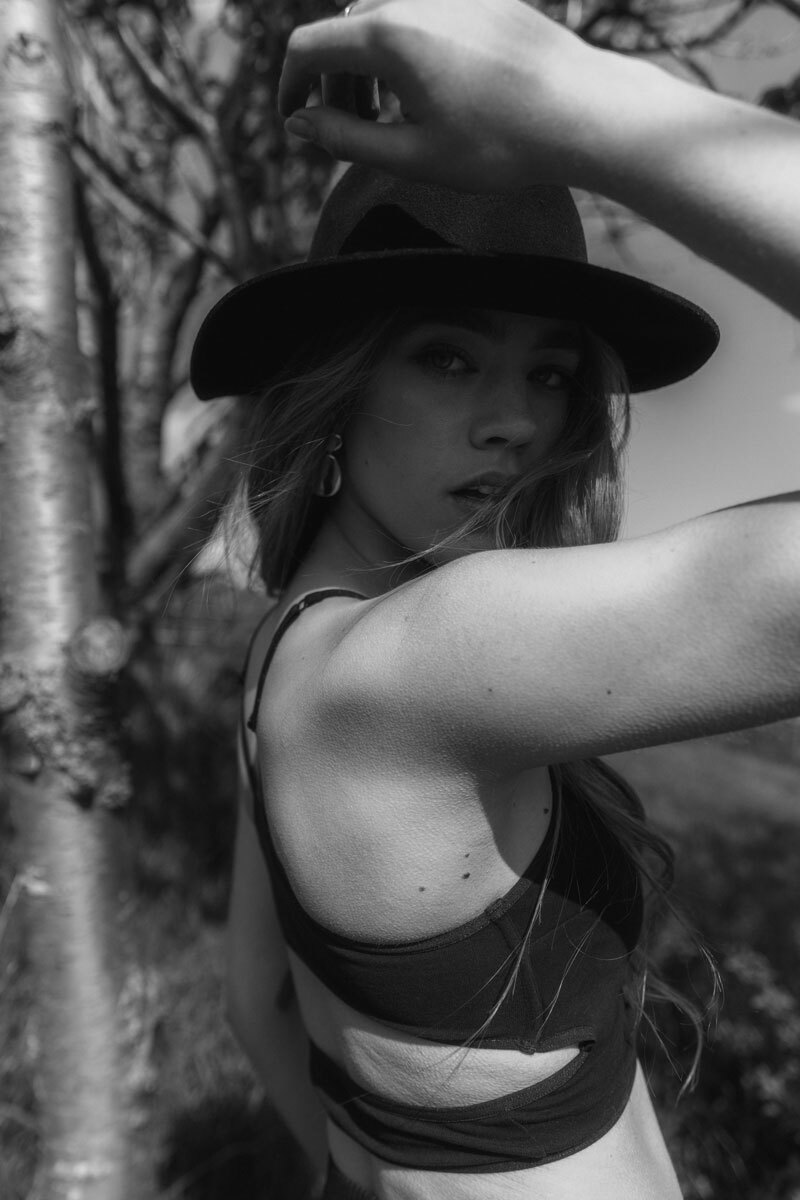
[190,2,800,1197]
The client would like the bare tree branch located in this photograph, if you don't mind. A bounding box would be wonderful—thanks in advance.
[73,177,133,589]
[125,418,242,608]
[644,25,720,86]
[112,11,257,275]
[160,199,223,382]
[578,0,757,54]
[162,13,208,110]
[669,0,759,52]
[771,0,800,20]
[216,34,258,133]
[105,15,209,140]
[204,128,257,274]
[72,135,237,278]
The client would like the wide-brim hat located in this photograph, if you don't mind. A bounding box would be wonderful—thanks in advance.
[190,164,719,400]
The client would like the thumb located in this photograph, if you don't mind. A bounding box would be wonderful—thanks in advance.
[285,108,424,176]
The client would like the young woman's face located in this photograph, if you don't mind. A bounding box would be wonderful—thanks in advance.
[337,308,582,560]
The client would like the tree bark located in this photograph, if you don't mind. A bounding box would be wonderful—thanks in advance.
[0,1,135,1196]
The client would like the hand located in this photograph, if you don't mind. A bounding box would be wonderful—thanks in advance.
[279,0,614,192]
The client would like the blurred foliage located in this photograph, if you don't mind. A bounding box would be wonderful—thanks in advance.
[642,810,800,1199]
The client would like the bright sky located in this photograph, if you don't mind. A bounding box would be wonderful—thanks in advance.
[591,218,800,538]
[591,8,800,537]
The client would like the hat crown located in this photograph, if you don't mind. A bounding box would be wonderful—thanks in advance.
[309,164,587,263]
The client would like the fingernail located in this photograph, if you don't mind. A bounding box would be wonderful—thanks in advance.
[285,114,318,143]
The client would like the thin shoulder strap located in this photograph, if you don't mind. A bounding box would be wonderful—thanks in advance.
[244,588,367,735]
[238,603,276,802]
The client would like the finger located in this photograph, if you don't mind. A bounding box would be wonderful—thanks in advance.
[279,17,382,118]
[284,106,426,178]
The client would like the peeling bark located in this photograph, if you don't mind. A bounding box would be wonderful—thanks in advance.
[0,1,138,1196]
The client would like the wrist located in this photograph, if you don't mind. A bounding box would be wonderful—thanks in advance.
[567,49,702,199]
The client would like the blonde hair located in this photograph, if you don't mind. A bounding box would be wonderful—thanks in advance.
[234,307,719,1089]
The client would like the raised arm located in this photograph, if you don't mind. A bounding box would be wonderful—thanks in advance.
[280,0,800,319]
[320,494,800,778]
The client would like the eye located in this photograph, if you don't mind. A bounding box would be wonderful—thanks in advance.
[531,364,577,392]
[416,344,473,375]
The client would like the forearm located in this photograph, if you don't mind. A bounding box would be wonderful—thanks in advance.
[578,51,800,319]
[227,978,328,1180]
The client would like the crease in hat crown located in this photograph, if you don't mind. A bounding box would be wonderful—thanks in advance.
[309,165,587,262]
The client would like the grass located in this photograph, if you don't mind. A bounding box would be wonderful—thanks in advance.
[2,577,799,1198]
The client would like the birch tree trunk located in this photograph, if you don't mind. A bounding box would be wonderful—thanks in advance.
[0,1,133,1196]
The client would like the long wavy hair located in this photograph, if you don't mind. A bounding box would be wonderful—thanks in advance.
[231,306,719,1090]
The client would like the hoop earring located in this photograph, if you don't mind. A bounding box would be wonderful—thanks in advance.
[315,434,343,499]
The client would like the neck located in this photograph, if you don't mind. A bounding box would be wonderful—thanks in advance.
[289,507,429,599]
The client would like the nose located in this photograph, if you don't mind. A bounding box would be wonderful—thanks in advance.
[469,377,559,454]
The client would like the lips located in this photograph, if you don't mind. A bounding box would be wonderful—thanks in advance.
[451,474,515,503]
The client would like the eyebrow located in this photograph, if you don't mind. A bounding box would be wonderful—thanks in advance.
[402,308,584,352]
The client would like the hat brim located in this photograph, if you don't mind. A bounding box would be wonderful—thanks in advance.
[190,250,720,400]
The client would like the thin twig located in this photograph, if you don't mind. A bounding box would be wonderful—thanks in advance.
[578,0,756,53]
[215,36,257,133]
[110,10,254,272]
[670,0,758,53]
[72,136,237,279]
[648,28,720,87]
[771,0,800,20]
[162,14,208,110]
[73,176,132,579]
[126,417,241,606]
[106,16,208,139]
[162,199,223,351]
[0,875,22,949]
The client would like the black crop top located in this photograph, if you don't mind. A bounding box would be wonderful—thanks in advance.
[241,589,644,1172]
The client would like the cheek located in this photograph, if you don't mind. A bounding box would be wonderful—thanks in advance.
[345,417,413,481]
[550,393,571,430]
[537,397,571,454]
[345,379,449,480]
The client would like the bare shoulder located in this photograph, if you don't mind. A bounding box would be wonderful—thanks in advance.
[322,514,800,775]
